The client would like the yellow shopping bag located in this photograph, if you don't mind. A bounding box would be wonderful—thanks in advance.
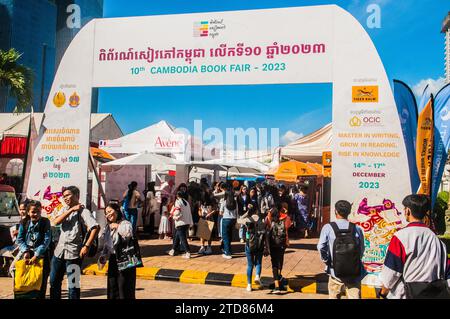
[14,258,43,293]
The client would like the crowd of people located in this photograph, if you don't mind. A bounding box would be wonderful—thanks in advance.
[4,176,450,299]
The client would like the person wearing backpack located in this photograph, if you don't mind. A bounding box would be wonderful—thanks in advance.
[219,189,238,259]
[16,200,52,299]
[317,200,365,299]
[265,206,292,294]
[50,186,99,299]
[244,212,266,292]
[379,194,450,299]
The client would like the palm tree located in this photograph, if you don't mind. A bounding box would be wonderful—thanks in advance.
[0,48,33,113]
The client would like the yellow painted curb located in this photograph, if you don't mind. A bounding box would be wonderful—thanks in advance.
[231,274,248,288]
[301,283,317,294]
[179,270,209,285]
[137,267,160,280]
[83,263,108,276]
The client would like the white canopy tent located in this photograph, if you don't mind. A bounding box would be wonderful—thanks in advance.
[280,123,332,163]
[99,120,218,162]
[189,158,268,174]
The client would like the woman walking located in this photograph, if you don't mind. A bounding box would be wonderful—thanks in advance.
[265,207,292,294]
[99,203,139,299]
[244,212,266,292]
[168,191,193,258]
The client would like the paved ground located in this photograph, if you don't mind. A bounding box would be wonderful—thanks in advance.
[0,275,326,299]
[136,235,325,282]
[1,233,331,299]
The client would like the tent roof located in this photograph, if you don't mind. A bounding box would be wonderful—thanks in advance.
[272,160,323,182]
[0,113,113,137]
[281,123,332,163]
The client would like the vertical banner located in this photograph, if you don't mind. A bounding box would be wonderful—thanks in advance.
[27,23,95,220]
[431,83,450,207]
[416,98,434,195]
[393,80,419,192]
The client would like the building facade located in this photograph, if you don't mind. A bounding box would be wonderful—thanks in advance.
[0,0,57,113]
[0,0,103,113]
[443,12,450,84]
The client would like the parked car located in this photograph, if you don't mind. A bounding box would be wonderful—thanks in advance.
[0,185,20,228]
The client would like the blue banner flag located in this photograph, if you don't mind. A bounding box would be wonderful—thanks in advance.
[393,80,420,192]
[431,83,450,207]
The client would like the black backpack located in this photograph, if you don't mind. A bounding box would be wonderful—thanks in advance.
[77,211,98,258]
[270,220,286,248]
[330,222,361,279]
[225,193,237,211]
[246,221,265,253]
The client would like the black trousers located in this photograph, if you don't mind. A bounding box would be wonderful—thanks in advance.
[107,254,136,299]
[269,246,285,280]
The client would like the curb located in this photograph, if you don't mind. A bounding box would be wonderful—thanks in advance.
[83,264,380,298]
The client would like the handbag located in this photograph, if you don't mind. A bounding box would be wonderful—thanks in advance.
[77,211,98,258]
[115,235,143,272]
[196,218,215,241]
[403,242,450,299]
[14,259,43,294]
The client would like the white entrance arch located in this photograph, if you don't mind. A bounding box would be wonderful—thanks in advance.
[28,5,410,284]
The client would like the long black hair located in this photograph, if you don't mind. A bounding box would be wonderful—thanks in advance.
[106,202,123,221]
[127,181,138,202]
[160,197,168,215]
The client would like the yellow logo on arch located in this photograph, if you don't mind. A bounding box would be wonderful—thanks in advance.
[53,92,66,108]
[349,116,362,127]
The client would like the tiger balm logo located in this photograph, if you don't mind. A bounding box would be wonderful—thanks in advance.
[53,92,66,108]
[352,86,378,103]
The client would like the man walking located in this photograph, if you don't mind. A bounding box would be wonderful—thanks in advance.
[379,194,450,299]
[317,200,365,299]
[50,186,99,299]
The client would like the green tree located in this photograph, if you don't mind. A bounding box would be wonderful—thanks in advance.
[0,48,33,113]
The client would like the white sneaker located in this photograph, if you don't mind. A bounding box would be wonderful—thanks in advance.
[240,239,245,243]
[168,249,175,256]
[183,252,191,259]
[222,254,232,260]
[205,246,213,255]
[246,284,252,292]
[198,246,206,255]
[254,276,261,286]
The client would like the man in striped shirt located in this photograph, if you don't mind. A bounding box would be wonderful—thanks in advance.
[379,194,450,299]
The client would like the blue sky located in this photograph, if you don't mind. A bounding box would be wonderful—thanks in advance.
[99,0,449,146]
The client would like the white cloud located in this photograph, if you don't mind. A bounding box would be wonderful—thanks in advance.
[412,77,446,97]
[281,131,303,145]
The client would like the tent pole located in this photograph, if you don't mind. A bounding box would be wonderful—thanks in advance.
[88,154,106,209]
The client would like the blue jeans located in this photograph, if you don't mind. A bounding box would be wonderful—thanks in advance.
[50,256,82,299]
[173,224,190,253]
[221,218,236,256]
[124,208,138,234]
[245,246,263,284]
